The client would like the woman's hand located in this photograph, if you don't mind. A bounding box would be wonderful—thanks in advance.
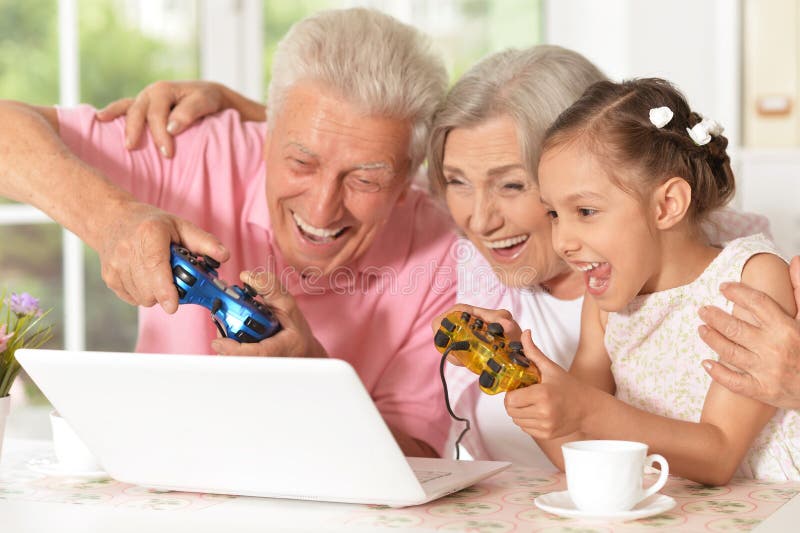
[96,80,266,158]
[504,330,589,439]
[430,304,522,366]
[211,269,328,358]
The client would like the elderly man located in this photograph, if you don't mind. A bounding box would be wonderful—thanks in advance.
[0,8,455,457]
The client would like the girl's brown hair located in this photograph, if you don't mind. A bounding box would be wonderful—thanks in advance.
[541,78,734,222]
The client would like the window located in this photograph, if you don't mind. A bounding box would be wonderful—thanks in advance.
[0,0,199,403]
[262,0,543,88]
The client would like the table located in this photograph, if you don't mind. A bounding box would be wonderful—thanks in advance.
[2,438,799,533]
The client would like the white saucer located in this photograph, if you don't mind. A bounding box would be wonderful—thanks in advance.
[27,456,109,480]
[534,490,676,521]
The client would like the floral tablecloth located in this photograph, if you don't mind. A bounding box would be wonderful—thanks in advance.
[340,468,798,532]
[1,441,798,532]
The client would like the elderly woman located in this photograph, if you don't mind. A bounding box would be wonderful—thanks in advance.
[100,45,797,468]
[428,46,607,466]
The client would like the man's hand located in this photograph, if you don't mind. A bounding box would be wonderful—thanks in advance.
[430,304,522,366]
[96,80,265,158]
[99,200,228,314]
[211,270,327,357]
[504,330,589,439]
[699,256,800,409]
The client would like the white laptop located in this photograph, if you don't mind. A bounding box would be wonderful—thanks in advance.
[17,349,509,507]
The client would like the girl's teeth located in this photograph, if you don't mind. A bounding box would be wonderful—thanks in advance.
[577,262,603,272]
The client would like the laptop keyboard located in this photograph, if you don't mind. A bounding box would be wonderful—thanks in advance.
[413,470,452,484]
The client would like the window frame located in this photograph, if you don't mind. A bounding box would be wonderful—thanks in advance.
[0,0,261,351]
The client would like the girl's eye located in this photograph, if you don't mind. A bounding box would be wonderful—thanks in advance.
[546,210,558,219]
[579,208,597,217]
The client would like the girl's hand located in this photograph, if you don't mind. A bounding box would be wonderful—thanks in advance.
[430,304,522,366]
[96,80,266,158]
[504,330,589,439]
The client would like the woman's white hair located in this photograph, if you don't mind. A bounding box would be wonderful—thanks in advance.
[268,7,447,176]
[428,45,608,196]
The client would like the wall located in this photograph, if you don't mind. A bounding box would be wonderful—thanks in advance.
[544,0,741,148]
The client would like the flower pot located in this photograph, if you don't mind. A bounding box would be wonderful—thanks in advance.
[0,395,10,462]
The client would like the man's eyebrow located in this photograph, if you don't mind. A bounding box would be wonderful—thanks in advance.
[354,162,392,171]
[287,143,392,172]
[287,142,318,158]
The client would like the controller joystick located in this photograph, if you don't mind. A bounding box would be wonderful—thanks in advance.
[434,311,540,394]
[242,283,258,298]
[170,244,281,342]
[203,255,221,269]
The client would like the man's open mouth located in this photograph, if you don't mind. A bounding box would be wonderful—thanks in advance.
[292,211,349,244]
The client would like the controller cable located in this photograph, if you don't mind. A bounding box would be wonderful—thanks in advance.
[439,341,471,460]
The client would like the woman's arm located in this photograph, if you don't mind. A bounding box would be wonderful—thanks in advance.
[96,80,266,158]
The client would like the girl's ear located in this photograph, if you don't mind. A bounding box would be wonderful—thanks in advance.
[652,177,692,230]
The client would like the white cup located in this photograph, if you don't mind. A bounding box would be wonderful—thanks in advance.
[50,411,102,472]
[562,440,669,512]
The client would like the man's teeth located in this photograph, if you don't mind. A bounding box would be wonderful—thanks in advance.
[576,262,602,272]
[292,212,345,238]
[485,235,528,249]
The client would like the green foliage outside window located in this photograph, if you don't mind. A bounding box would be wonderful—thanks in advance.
[0,0,198,366]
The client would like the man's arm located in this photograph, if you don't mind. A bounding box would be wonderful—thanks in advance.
[0,102,120,247]
[0,100,227,312]
[700,256,800,409]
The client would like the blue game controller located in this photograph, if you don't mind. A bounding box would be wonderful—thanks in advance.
[170,244,281,342]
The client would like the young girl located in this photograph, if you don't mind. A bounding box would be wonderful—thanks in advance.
[504,78,799,484]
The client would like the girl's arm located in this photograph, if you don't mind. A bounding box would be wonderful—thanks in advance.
[507,253,796,485]
[505,295,615,467]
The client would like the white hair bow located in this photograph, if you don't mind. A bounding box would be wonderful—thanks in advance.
[686,116,724,146]
[649,107,673,128]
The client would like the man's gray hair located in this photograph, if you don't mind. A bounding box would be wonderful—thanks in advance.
[268,8,447,175]
[428,45,608,196]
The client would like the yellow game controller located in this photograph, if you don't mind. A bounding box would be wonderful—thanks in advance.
[434,311,541,394]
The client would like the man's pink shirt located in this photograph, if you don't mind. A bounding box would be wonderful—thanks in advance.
[57,106,457,453]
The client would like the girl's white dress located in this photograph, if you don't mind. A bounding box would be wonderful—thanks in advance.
[607,234,800,480]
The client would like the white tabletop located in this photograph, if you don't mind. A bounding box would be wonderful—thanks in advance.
[2,436,799,533]
[1,439,374,533]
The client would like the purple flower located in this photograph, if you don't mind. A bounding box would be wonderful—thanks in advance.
[0,324,13,352]
[6,292,41,316]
